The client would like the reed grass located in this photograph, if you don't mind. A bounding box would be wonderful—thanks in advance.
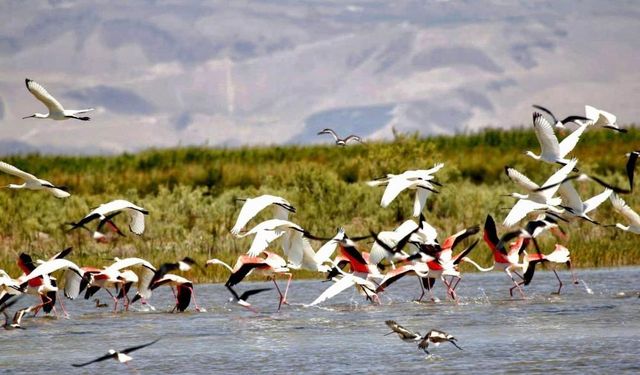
[1,126,639,282]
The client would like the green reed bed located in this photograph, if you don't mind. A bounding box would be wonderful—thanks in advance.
[1,126,639,282]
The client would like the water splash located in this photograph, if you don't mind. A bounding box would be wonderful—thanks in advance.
[579,279,594,295]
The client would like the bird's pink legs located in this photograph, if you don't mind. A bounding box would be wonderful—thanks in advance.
[506,270,526,298]
[188,286,203,312]
[272,276,286,311]
[416,276,426,301]
[56,292,70,318]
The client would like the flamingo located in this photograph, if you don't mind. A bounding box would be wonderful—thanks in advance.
[84,257,156,312]
[148,274,203,312]
[230,194,296,235]
[585,105,626,132]
[608,193,640,234]
[206,251,292,311]
[0,161,70,198]
[483,215,532,298]
[23,78,94,121]
[69,199,149,236]
[368,164,443,217]
[503,160,577,227]
[525,112,588,166]
[18,256,88,317]
[522,244,577,294]
[72,339,160,368]
[532,104,590,130]
[317,128,364,146]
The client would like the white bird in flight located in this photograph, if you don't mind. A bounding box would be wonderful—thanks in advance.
[584,105,626,133]
[525,112,588,166]
[70,199,149,235]
[368,163,444,217]
[557,181,612,224]
[230,194,296,235]
[532,104,590,130]
[317,128,364,146]
[0,161,70,198]
[503,159,577,227]
[608,194,640,234]
[23,78,94,121]
[72,339,160,367]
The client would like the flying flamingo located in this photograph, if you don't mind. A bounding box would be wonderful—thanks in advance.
[584,105,626,132]
[230,194,296,235]
[147,274,204,312]
[206,251,292,311]
[69,199,149,236]
[608,193,640,234]
[522,244,577,294]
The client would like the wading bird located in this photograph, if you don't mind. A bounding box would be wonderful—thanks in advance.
[317,128,364,146]
[0,161,70,198]
[557,181,612,224]
[72,339,160,368]
[231,195,296,235]
[207,251,292,311]
[23,78,94,121]
[522,244,576,294]
[526,112,587,166]
[69,199,149,236]
[532,104,590,130]
[148,274,203,312]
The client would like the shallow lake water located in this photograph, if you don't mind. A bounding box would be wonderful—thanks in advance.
[1,267,639,374]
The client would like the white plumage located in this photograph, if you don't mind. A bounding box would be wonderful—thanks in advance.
[609,194,640,234]
[73,199,149,235]
[230,195,295,235]
[526,113,587,165]
[23,78,94,121]
[503,160,577,227]
[0,161,70,198]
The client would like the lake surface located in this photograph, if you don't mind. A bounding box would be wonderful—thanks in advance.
[1,267,639,374]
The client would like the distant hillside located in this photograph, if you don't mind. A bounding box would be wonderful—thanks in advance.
[0,0,639,153]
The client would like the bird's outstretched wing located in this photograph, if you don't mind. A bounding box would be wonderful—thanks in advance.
[0,161,38,181]
[25,78,65,113]
[122,338,161,354]
[71,352,118,367]
[239,287,272,302]
[532,104,558,123]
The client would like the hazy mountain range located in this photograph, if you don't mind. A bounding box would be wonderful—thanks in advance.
[0,0,638,154]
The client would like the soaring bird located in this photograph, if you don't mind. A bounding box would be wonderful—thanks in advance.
[230,194,295,235]
[23,78,94,121]
[584,105,626,133]
[609,194,640,234]
[368,164,444,217]
[384,320,421,341]
[70,199,149,236]
[71,339,160,367]
[532,104,590,130]
[317,128,364,146]
[0,161,70,198]
[526,112,587,166]
[503,160,577,227]
[557,181,612,224]
[418,329,463,354]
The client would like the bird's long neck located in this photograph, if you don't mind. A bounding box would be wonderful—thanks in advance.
[5,183,26,189]
[525,151,541,160]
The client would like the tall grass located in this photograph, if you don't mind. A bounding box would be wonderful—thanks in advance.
[1,126,639,282]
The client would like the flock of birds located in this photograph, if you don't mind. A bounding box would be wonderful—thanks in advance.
[0,78,638,366]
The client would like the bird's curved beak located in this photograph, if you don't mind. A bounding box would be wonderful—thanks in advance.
[22,114,35,119]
